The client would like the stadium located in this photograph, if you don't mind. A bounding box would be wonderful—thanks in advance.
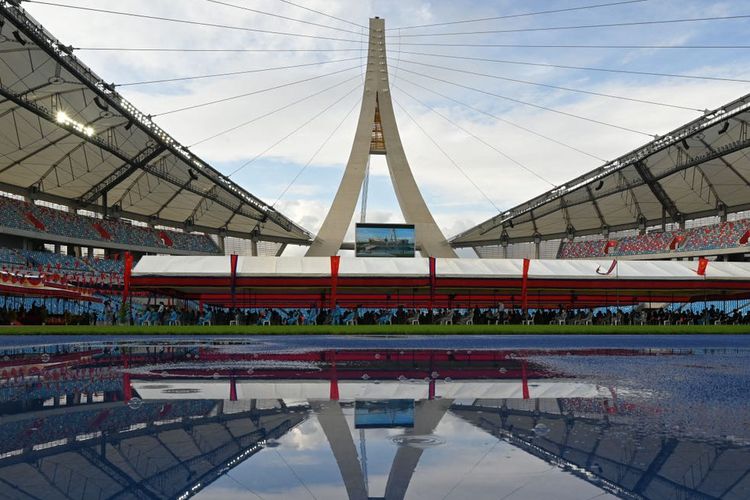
[1,3,750,500]
[0,2,748,328]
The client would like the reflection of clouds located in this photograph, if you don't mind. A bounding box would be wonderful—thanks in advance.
[198,405,615,500]
[197,483,349,500]
[283,418,328,451]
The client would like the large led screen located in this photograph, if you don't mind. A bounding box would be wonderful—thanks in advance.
[355,223,415,257]
[354,400,415,429]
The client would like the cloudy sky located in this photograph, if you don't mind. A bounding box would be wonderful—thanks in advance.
[22,0,750,251]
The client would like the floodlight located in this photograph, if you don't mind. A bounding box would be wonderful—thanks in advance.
[56,111,95,137]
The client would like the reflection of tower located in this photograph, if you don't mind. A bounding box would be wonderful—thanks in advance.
[311,399,452,500]
[306,17,456,258]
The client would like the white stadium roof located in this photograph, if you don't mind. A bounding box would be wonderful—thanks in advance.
[452,91,750,247]
[0,3,312,245]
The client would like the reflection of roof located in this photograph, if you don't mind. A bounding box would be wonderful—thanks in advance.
[453,399,750,500]
[0,400,306,500]
[0,4,311,245]
[452,92,750,247]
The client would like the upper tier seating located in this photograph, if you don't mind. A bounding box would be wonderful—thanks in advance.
[559,219,750,259]
[0,196,219,254]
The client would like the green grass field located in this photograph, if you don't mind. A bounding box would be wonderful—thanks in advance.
[0,324,748,335]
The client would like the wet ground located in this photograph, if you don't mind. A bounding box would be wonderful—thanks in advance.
[0,335,747,499]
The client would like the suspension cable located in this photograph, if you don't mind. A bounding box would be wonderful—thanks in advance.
[118,56,361,87]
[273,96,361,206]
[392,96,503,213]
[394,42,750,49]
[153,65,361,117]
[398,59,703,112]
[396,67,656,137]
[393,82,557,187]
[395,75,606,162]
[189,73,362,147]
[274,0,366,29]
[206,0,361,35]
[386,14,750,38]
[74,47,364,53]
[227,84,361,178]
[391,51,750,84]
[388,0,647,30]
[24,1,361,43]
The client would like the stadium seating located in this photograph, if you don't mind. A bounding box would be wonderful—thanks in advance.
[559,219,750,259]
[0,248,126,289]
[0,195,219,254]
[680,219,750,252]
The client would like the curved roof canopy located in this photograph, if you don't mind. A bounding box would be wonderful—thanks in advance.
[452,92,750,248]
[0,4,312,245]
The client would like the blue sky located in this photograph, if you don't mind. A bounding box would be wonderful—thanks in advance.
[23,0,750,252]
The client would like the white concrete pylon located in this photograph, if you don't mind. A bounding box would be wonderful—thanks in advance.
[306,17,456,258]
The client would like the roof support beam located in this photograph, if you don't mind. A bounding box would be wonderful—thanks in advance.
[139,164,268,224]
[632,161,681,223]
[585,185,607,229]
[187,185,218,224]
[152,177,197,220]
[79,144,166,205]
[0,129,73,175]
[79,446,160,500]
[699,138,750,189]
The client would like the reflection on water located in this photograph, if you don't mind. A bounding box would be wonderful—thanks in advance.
[0,339,748,499]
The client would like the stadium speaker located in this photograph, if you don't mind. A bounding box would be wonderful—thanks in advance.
[12,31,26,45]
[93,97,108,111]
[188,168,199,181]
[718,121,730,134]
[594,180,604,191]
[507,220,514,228]
[124,120,134,131]
[681,139,690,150]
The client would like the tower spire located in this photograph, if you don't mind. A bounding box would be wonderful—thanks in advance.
[306,17,456,258]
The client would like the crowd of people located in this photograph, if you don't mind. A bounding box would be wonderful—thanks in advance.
[0,296,122,326]
[0,195,219,253]
[559,219,750,259]
[130,304,750,327]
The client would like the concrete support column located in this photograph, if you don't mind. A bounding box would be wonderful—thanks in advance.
[306,17,455,259]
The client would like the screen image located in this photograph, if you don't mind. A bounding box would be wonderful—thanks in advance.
[355,223,416,257]
[354,400,415,429]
